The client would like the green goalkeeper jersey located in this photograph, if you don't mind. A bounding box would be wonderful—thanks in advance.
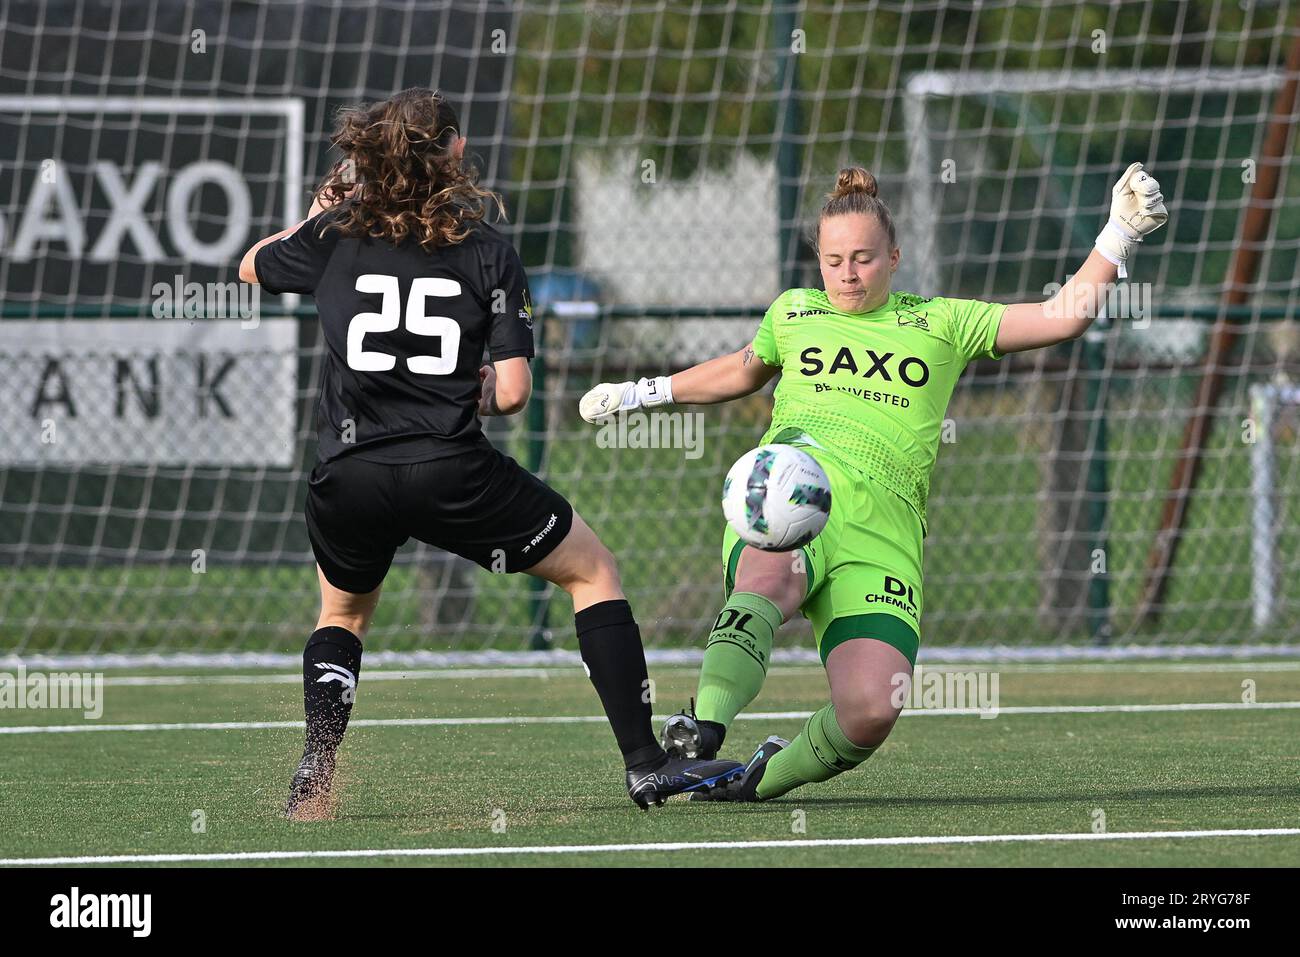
[752,288,1007,534]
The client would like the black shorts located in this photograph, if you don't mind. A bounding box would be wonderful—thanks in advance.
[305,445,575,594]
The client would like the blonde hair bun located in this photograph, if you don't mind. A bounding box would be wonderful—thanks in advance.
[829,167,878,200]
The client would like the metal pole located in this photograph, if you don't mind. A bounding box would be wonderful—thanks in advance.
[1083,312,1112,643]
[526,307,552,649]
[773,3,802,291]
[1249,383,1276,632]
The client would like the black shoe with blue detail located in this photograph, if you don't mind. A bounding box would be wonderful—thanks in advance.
[732,735,788,801]
[626,755,744,808]
[691,735,788,803]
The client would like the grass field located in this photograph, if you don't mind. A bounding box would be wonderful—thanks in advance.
[2,659,1298,867]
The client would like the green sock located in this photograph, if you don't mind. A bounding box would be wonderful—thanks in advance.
[694,591,782,728]
[756,703,877,800]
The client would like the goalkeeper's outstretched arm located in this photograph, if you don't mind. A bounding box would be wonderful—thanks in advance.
[995,162,1168,355]
[579,343,778,422]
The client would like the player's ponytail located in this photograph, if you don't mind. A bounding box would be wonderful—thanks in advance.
[315,87,504,250]
[815,166,896,249]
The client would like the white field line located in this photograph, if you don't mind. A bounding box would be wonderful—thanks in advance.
[4,827,1299,866]
[82,659,1300,688]
[97,668,565,686]
[3,700,1299,735]
[6,644,1299,671]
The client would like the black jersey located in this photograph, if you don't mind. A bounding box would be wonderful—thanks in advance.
[255,206,534,463]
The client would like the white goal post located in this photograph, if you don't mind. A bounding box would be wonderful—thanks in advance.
[1250,380,1300,631]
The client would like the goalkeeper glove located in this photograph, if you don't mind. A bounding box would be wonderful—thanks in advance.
[579,375,674,423]
[1094,162,1168,279]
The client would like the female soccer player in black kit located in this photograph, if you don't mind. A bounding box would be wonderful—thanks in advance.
[239,88,740,818]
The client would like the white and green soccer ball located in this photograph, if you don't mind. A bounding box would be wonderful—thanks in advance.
[722,444,832,551]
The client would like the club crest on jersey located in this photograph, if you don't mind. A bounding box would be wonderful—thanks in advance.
[519,288,534,329]
[896,308,929,331]
[894,293,931,330]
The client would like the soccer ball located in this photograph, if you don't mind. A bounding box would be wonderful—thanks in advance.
[722,444,832,551]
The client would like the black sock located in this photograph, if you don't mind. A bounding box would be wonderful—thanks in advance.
[302,626,363,754]
[575,599,665,771]
[699,719,727,756]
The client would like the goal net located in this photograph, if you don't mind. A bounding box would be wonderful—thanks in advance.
[1,0,1297,662]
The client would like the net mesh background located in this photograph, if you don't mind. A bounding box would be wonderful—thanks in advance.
[0,0,1296,654]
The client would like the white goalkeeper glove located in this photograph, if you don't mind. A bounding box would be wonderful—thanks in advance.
[579,375,674,423]
[1094,162,1168,278]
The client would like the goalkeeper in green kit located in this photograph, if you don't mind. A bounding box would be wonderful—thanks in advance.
[580,163,1168,801]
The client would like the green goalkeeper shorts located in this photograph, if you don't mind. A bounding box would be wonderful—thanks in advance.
[722,444,923,666]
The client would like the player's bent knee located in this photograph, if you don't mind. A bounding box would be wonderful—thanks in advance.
[581,541,622,591]
[538,524,622,595]
[734,570,803,620]
[833,691,900,748]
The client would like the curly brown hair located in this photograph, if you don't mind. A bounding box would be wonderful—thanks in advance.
[313,87,503,250]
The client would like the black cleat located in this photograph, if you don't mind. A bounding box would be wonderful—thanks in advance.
[704,735,788,802]
[626,756,744,809]
[284,749,336,820]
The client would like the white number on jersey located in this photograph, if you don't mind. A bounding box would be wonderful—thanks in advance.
[345,274,462,374]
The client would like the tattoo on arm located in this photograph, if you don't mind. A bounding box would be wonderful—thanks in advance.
[742,346,755,366]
